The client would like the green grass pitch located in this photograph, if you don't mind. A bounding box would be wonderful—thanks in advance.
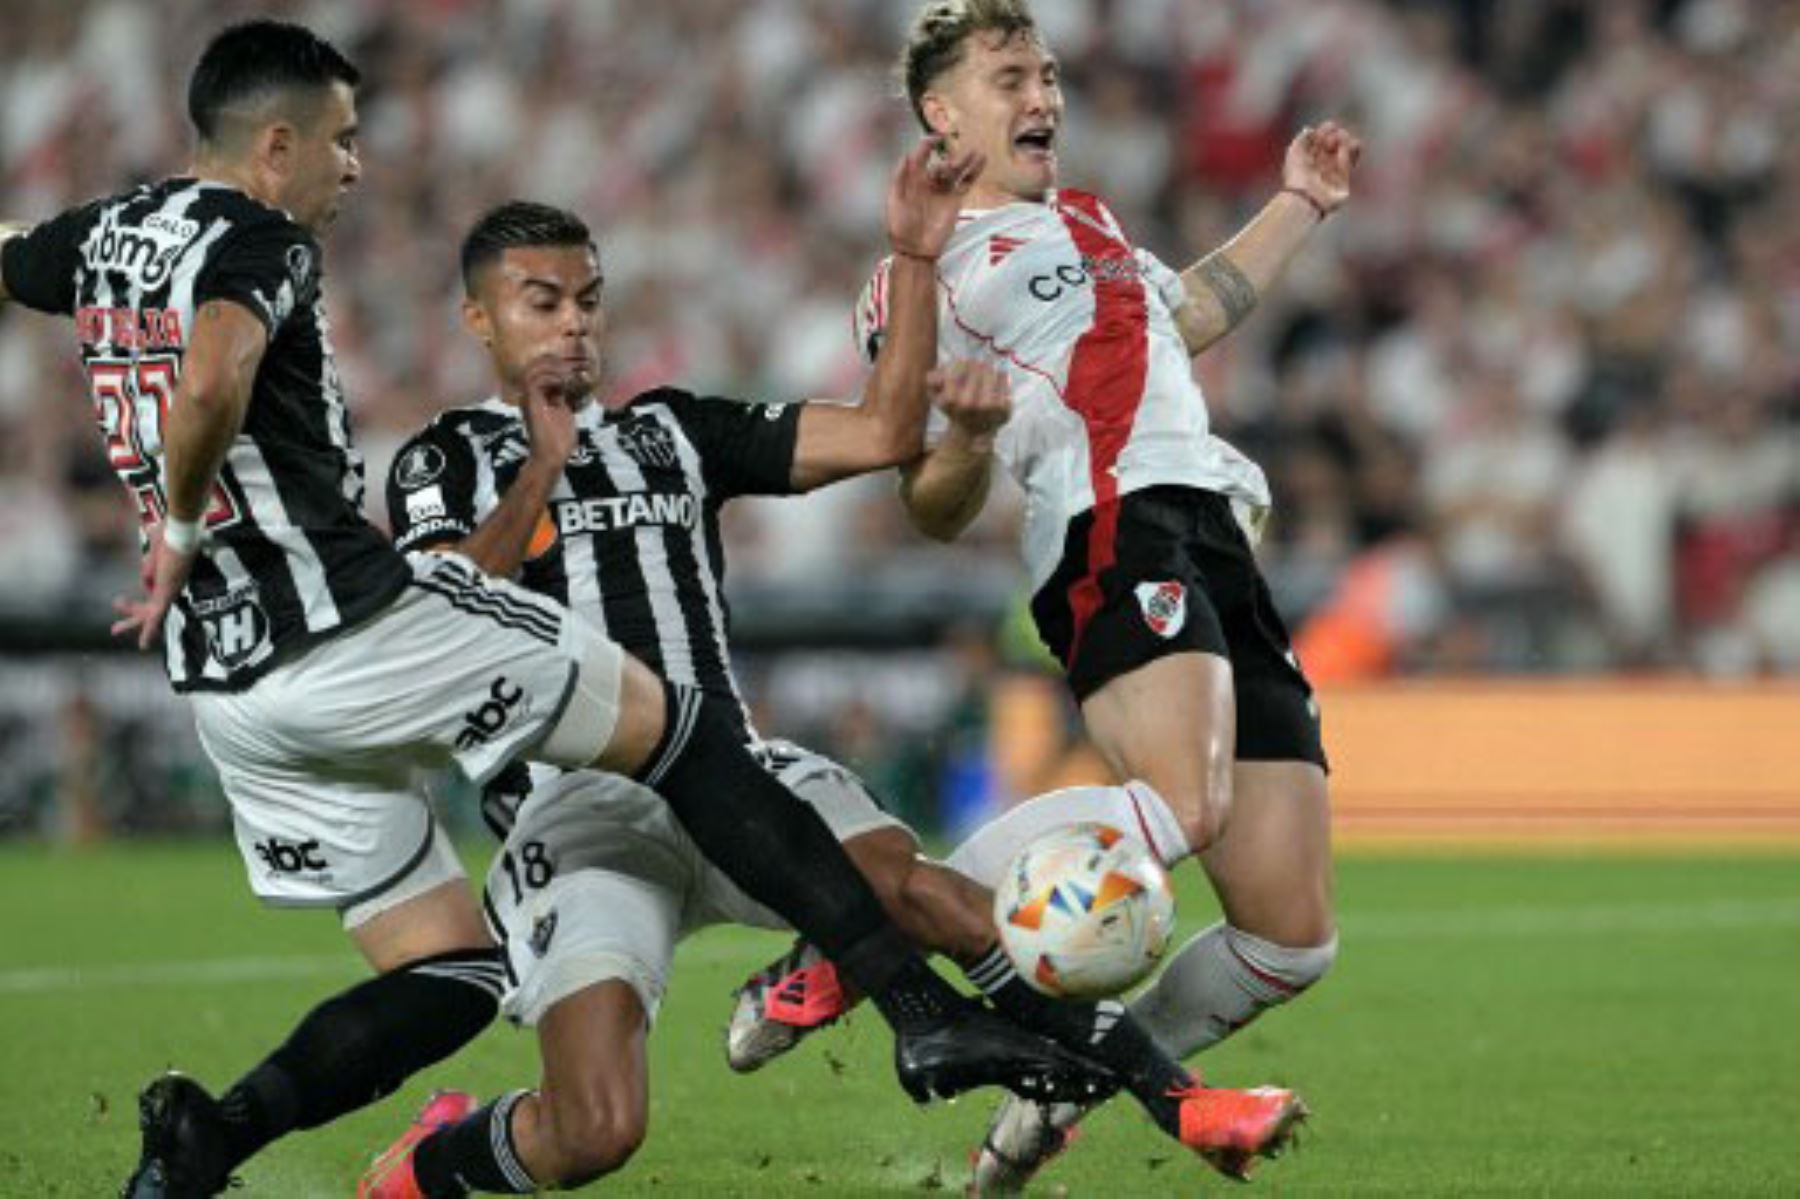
[3,842,1797,1195]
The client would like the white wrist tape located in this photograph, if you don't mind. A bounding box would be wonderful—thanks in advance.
[162,517,203,555]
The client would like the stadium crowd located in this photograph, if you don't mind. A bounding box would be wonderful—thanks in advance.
[4,0,1795,674]
[1,0,1795,837]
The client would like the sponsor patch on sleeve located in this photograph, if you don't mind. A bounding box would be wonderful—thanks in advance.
[396,443,446,489]
[405,485,446,521]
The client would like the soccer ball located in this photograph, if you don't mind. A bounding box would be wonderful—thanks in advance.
[993,822,1176,999]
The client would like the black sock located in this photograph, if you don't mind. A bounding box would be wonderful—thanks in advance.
[413,1090,536,1197]
[635,683,961,1031]
[214,948,505,1167]
[964,945,1192,1135]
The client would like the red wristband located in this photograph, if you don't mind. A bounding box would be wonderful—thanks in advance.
[1281,187,1330,221]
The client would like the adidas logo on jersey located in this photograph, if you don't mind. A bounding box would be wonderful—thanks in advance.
[988,234,1028,265]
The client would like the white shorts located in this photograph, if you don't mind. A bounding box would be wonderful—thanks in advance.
[193,552,624,913]
[486,740,908,1027]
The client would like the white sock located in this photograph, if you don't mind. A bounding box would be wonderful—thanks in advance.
[944,780,1192,887]
[1130,922,1338,1059]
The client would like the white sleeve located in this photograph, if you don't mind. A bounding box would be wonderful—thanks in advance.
[851,256,894,366]
[1135,246,1188,315]
[859,253,964,448]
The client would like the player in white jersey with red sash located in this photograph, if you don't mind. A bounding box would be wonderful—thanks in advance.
[730,2,1362,1190]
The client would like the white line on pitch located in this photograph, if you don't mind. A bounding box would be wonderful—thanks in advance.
[0,954,355,995]
[3,899,1797,995]
[1343,897,1800,939]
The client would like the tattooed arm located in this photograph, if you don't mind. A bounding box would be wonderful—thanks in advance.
[1168,121,1361,357]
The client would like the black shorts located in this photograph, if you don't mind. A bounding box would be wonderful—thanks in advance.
[1030,486,1326,768]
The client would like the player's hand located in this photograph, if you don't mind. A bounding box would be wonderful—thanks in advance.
[887,137,985,262]
[1282,120,1362,216]
[111,527,198,651]
[520,355,582,469]
[931,360,1011,448]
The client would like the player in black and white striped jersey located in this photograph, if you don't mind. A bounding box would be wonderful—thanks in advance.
[1,20,1107,1198]
[0,117,392,692]
[387,384,789,743]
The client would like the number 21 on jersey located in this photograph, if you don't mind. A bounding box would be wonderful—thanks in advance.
[86,354,242,532]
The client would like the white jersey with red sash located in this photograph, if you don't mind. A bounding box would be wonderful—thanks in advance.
[854,188,1270,598]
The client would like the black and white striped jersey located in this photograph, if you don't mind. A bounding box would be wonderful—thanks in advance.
[386,388,801,738]
[1,178,410,691]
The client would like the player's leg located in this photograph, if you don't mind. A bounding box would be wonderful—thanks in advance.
[125,822,503,1198]
[711,748,1298,1181]
[417,552,969,1033]
[410,913,665,1191]
[508,983,649,1187]
[1135,760,1336,1058]
[1131,568,1339,1056]
[937,681,1234,944]
[554,648,969,1033]
[846,826,995,957]
[973,493,1316,1190]
[124,628,520,1197]
[1019,490,1247,863]
[210,876,500,1153]
[526,628,1109,1103]
[365,841,677,1198]
[723,822,1001,1069]
[1080,651,1236,854]
[969,768,1325,1193]
[129,864,504,1188]
[365,1008,649,1199]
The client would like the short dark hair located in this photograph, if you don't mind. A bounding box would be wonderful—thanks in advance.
[899,0,1039,130]
[460,202,595,292]
[188,20,361,144]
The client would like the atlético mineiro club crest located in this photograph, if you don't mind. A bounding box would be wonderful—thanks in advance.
[1134,581,1187,638]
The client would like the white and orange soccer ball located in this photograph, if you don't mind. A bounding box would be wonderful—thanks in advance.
[993,822,1176,999]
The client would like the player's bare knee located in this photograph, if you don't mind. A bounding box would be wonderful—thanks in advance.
[1130,750,1233,853]
[1163,776,1231,853]
[546,1095,646,1186]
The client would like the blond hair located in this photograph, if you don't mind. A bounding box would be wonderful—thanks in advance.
[898,0,1040,130]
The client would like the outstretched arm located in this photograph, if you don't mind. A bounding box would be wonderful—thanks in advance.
[787,139,983,493]
[896,361,1011,543]
[1168,121,1361,357]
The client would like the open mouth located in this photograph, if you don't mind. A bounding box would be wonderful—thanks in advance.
[1014,127,1057,159]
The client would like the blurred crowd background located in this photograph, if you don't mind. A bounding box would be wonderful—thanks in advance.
[1,0,1795,839]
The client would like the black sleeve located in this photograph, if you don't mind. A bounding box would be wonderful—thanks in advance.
[387,424,483,552]
[1,204,98,315]
[660,389,805,498]
[193,215,321,335]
